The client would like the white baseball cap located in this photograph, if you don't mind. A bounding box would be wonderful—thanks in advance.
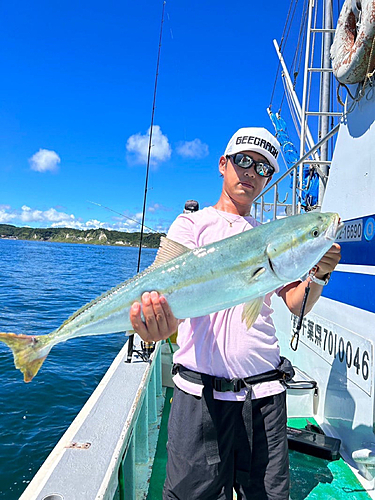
[224,127,280,173]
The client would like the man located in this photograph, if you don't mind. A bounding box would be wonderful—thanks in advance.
[130,127,341,500]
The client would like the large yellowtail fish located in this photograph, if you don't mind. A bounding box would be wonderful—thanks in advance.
[0,212,342,382]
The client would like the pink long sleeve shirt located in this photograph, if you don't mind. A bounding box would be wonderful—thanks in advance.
[167,206,289,401]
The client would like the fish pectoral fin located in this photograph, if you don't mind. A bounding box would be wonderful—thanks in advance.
[251,267,266,280]
[241,297,264,330]
[152,237,190,267]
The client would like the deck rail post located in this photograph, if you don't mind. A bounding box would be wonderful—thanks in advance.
[135,389,150,464]
[120,433,136,500]
[148,367,157,424]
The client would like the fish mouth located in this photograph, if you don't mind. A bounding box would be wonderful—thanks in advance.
[325,215,344,241]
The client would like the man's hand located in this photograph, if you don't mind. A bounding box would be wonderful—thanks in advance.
[280,243,342,316]
[130,291,179,342]
[315,243,341,279]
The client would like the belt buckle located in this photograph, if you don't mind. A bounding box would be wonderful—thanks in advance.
[231,378,242,392]
[213,377,242,393]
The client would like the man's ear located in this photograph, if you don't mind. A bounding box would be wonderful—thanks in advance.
[219,156,227,176]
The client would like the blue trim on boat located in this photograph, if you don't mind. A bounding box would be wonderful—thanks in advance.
[337,215,375,266]
[323,271,375,314]
[324,214,375,312]
[340,239,375,266]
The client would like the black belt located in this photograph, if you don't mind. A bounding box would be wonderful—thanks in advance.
[172,359,294,466]
[172,362,291,391]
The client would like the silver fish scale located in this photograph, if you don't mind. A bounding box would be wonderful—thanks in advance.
[48,212,340,344]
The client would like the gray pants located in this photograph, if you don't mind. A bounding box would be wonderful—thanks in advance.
[163,386,289,500]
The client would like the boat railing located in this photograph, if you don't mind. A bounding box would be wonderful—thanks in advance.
[254,123,341,222]
[19,337,164,500]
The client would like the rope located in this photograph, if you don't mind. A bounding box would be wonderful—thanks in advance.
[360,34,375,95]
[305,0,319,134]
[87,201,158,233]
[283,76,301,137]
[293,0,309,87]
[269,0,300,108]
[336,34,375,107]
[283,0,300,53]
[278,0,308,114]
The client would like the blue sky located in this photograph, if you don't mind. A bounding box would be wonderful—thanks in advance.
[0,0,327,234]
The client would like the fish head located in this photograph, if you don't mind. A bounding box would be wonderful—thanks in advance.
[265,212,343,283]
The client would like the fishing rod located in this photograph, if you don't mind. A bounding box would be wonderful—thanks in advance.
[127,0,167,363]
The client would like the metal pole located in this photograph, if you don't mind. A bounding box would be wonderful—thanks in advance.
[254,123,340,207]
[273,39,318,155]
[299,0,314,213]
[273,185,278,220]
[318,0,333,207]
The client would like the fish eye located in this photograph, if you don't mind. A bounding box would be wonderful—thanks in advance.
[311,228,320,238]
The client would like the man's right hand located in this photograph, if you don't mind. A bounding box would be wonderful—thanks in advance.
[130,291,179,342]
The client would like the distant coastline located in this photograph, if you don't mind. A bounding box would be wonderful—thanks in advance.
[0,224,164,249]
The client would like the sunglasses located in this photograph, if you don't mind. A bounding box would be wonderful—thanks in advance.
[228,153,275,178]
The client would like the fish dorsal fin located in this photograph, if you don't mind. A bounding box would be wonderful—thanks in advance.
[152,237,190,268]
[241,297,264,330]
[55,238,190,334]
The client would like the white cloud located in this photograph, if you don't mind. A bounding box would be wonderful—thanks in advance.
[1,204,171,234]
[148,203,169,213]
[0,208,17,223]
[148,204,159,213]
[29,149,61,173]
[126,125,171,165]
[51,218,145,232]
[20,205,74,223]
[176,138,209,159]
[51,219,104,229]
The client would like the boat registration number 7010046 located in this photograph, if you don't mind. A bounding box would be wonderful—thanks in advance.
[291,312,373,395]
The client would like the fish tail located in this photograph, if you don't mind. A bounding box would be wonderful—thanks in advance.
[0,332,52,382]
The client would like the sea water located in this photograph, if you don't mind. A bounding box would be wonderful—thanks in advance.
[0,239,156,499]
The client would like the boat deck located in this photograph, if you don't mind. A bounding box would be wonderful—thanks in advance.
[147,389,372,500]
[20,342,374,499]
[288,418,371,499]
[147,387,173,499]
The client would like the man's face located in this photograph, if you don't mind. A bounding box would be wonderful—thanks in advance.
[219,150,272,207]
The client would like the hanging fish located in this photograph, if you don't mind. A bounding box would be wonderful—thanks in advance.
[0,212,343,382]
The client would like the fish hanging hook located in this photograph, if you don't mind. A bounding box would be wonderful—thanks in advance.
[277,192,289,204]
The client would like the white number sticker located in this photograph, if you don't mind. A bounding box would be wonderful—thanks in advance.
[336,219,363,242]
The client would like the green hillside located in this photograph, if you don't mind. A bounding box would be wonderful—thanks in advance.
[0,224,163,248]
